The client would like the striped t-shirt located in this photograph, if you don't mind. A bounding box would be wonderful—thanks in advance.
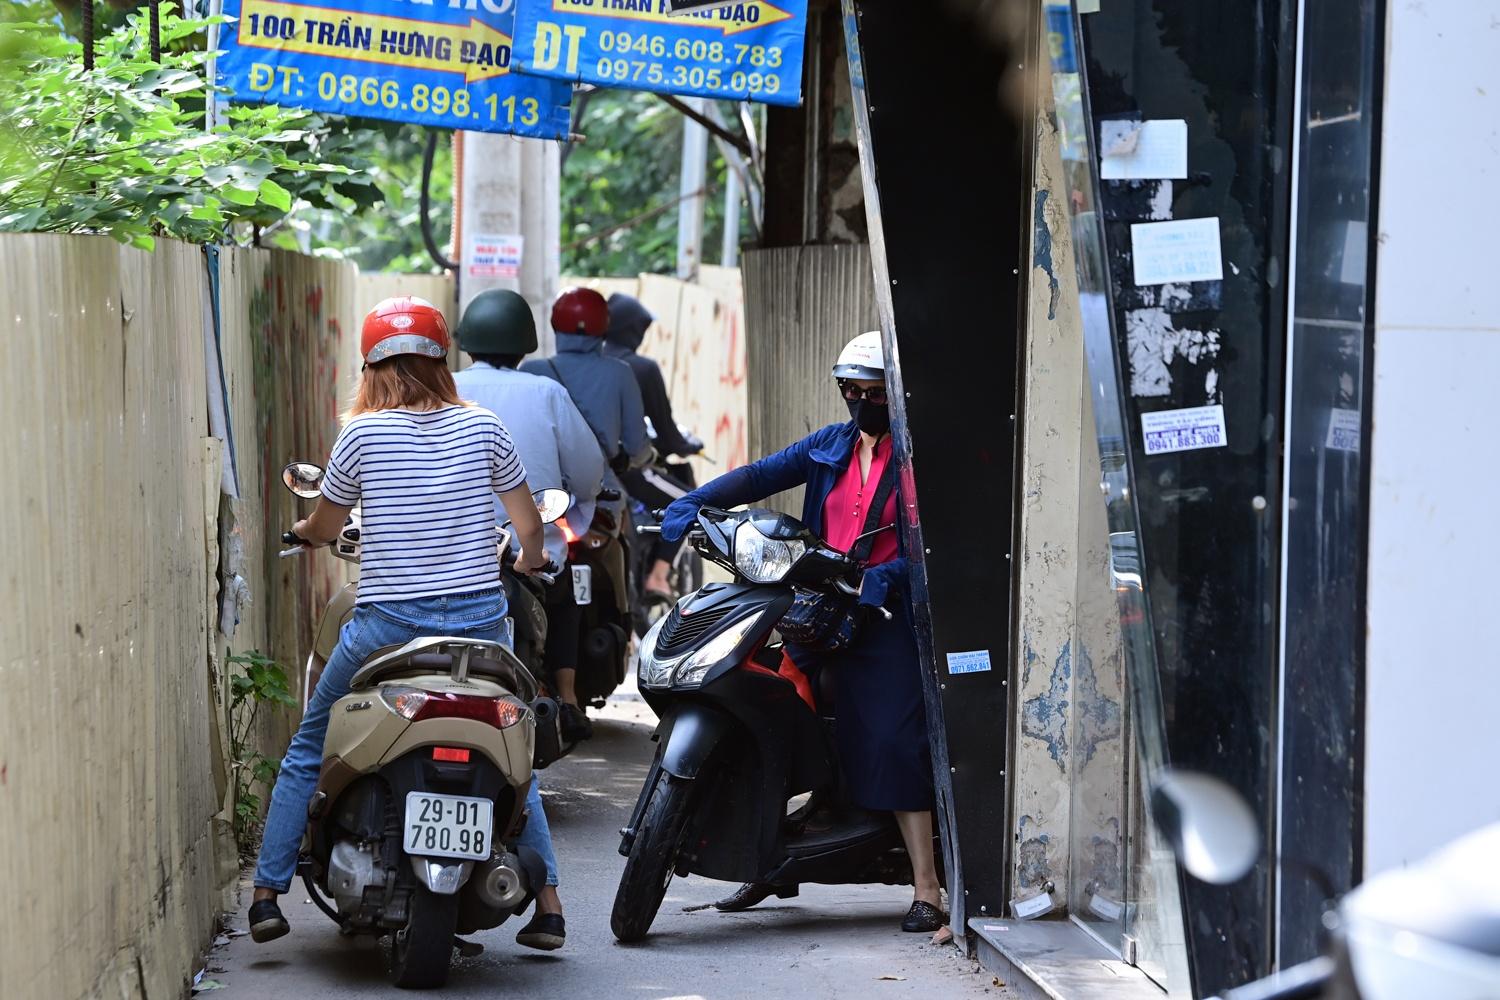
[320,405,527,605]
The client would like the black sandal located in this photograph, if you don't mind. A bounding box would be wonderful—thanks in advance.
[901,900,947,933]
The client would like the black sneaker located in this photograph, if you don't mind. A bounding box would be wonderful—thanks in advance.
[560,702,594,743]
[515,911,566,951]
[249,898,290,943]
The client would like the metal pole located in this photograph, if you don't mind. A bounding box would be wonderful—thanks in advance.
[205,0,224,130]
[720,165,740,267]
[81,0,94,71]
[675,97,707,280]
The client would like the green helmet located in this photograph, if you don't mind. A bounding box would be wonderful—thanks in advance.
[456,289,537,356]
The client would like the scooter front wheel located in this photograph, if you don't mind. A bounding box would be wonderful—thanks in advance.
[611,770,696,943]
[389,885,458,989]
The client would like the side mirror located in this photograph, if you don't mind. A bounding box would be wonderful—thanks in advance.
[533,488,572,525]
[282,462,325,500]
[1150,768,1261,885]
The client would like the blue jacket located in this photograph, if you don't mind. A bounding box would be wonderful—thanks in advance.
[661,422,911,609]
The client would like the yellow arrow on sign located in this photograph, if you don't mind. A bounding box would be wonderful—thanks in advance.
[235,0,515,84]
[549,0,793,37]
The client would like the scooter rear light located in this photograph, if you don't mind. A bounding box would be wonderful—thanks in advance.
[412,691,527,729]
[379,686,430,720]
[432,746,470,763]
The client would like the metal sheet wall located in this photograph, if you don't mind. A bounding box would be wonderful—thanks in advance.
[740,244,878,512]
[0,235,427,1000]
[0,236,221,1000]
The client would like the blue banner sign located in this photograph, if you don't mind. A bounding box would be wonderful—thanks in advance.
[512,0,806,107]
[217,0,574,138]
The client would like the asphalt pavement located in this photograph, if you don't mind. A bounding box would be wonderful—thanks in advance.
[208,680,1008,999]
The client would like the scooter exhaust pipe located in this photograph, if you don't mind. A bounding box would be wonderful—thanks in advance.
[475,852,529,910]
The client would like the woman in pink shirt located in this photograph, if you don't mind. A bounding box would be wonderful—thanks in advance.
[660,332,942,933]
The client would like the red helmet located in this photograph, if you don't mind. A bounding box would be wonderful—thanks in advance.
[361,296,449,363]
[550,286,609,336]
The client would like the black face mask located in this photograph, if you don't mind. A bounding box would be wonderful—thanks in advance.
[846,398,891,436]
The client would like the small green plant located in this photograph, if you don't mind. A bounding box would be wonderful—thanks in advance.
[227,649,297,857]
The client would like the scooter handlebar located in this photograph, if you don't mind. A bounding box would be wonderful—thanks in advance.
[834,576,892,620]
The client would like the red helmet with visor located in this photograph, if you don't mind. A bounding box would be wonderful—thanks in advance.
[361,296,450,363]
[550,287,609,336]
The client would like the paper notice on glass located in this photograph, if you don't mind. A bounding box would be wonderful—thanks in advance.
[467,234,524,279]
[1100,119,1187,180]
[1141,405,1227,455]
[1326,408,1361,452]
[1130,218,1223,286]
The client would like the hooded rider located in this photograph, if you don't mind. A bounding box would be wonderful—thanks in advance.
[602,293,704,600]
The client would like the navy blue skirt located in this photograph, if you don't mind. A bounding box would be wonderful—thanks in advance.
[790,602,935,813]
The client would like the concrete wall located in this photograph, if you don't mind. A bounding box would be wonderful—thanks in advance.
[0,233,454,1000]
[1363,0,1500,874]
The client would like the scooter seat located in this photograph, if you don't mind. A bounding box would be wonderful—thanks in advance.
[350,636,537,700]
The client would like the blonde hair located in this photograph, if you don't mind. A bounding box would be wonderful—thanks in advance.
[349,355,468,417]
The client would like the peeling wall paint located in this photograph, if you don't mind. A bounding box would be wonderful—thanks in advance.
[1010,101,1086,902]
[1125,306,1222,399]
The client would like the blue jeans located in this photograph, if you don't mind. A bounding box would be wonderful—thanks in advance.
[253,588,560,892]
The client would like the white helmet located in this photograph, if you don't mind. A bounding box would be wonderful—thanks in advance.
[832,331,885,380]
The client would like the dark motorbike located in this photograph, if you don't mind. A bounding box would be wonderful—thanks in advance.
[610,505,921,942]
[629,450,704,637]
[567,493,631,708]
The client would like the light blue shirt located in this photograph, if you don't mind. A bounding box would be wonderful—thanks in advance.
[453,362,605,554]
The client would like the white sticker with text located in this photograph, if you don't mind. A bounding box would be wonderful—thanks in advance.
[1326,408,1361,452]
[946,650,993,675]
[1131,217,1224,286]
[1142,404,1228,455]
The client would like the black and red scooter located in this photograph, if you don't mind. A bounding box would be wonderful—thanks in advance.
[610,505,929,942]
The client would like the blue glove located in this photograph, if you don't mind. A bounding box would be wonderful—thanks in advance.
[660,498,702,542]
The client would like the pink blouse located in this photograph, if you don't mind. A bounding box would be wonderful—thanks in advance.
[822,435,900,566]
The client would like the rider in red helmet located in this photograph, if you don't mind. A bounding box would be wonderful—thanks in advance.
[520,287,650,739]
[249,296,572,951]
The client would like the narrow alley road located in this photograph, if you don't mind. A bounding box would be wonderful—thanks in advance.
[211,682,1007,999]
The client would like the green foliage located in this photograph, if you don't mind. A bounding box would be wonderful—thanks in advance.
[264,119,452,274]
[226,650,297,856]
[562,89,742,276]
[0,10,363,250]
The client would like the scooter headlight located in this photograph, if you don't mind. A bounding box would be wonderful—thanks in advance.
[673,614,763,688]
[733,521,805,584]
[637,614,674,688]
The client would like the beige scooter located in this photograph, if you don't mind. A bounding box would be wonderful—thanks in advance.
[278,463,568,989]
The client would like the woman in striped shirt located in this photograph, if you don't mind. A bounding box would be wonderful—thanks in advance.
[248,297,570,953]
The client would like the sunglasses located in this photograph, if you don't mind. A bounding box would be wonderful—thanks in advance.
[838,380,889,405]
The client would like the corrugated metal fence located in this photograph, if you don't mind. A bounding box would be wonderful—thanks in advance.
[741,244,879,512]
[0,234,454,1000]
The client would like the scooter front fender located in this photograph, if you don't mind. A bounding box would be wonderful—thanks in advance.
[659,702,734,780]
